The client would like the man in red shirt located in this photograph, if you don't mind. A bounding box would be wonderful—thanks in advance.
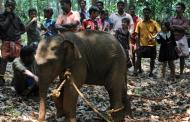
[81,6,99,30]
[56,0,80,31]
[129,5,141,72]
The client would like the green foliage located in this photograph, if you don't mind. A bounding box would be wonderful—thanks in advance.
[102,0,190,21]
[11,0,190,23]
[15,0,59,23]
[129,0,190,21]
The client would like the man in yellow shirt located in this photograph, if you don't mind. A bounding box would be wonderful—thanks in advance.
[134,7,161,77]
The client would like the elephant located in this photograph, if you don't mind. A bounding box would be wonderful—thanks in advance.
[35,30,132,122]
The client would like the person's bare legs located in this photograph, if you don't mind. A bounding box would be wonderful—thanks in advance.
[168,60,175,81]
[179,56,185,75]
[161,62,167,78]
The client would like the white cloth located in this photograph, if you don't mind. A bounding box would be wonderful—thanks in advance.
[109,12,134,34]
[176,35,189,57]
[158,31,171,40]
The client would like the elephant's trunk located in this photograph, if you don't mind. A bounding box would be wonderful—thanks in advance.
[38,80,48,122]
[37,63,63,121]
[38,72,49,122]
[39,97,46,122]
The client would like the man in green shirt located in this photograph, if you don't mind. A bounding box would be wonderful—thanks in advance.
[12,46,38,96]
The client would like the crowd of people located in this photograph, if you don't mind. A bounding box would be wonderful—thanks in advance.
[0,0,189,97]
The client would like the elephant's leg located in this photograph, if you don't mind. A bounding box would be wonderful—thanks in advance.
[62,82,79,122]
[53,74,65,118]
[105,64,126,122]
[38,75,54,122]
[39,83,48,122]
[38,64,62,121]
[62,65,86,122]
[122,84,132,117]
[53,89,64,117]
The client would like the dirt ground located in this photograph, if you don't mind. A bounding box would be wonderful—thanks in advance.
[0,57,190,122]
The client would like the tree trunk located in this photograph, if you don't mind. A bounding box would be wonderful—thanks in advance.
[91,0,97,5]
[124,0,128,11]
[0,0,3,13]
[56,0,60,15]
[36,0,40,21]
[29,0,33,7]
[129,0,135,6]
[77,0,81,10]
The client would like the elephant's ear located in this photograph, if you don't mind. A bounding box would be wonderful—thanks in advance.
[61,40,82,68]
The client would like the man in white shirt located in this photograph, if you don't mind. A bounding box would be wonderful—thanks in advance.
[109,1,134,34]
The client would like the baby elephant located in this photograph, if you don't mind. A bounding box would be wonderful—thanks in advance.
[35,30,131,122]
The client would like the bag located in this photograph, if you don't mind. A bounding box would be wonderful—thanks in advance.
[176,36,189,57]
[1,41,21,61]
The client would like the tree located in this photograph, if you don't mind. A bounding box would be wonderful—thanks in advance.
[11,0,189,23]
[29,0,33,7]
[0,0,3,13]
[91,0,96,5]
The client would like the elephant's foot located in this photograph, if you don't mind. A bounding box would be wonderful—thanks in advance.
[56,112,64,118]
[124,97,132,118]
[38,118,45,122]
[53,96,64,118]
[65,117,77,122]
[125,109,132,118]
[111,110,125,122]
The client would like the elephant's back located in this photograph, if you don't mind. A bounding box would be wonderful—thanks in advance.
[63,30,125,59]
[63,30,126,81]
[64,30,123,53]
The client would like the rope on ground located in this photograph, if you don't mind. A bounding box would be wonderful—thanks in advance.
[70,76,126,122]
[70,79,112,122]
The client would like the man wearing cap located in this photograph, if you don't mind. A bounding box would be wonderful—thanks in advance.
[0,0,25,85]
[56,0,80,31]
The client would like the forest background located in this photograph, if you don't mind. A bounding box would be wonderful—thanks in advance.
[0,0,190,43]
[0,0,190,22]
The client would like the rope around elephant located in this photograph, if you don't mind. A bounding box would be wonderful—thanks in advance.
[50,69,125,122]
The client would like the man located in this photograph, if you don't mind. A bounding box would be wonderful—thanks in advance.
[169,2,189,77]
[97,10,111,32]
[109,1,134,34]
[135,7,161,77]
[81,6,100,30]
[79,0,87,23]
[128,5,141,70]
[25,8,41,46]
[95,1,104,12]
[42,8,58,39]
[12,46,38,96]
[0,0,25,85]
[56,0,80,31]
